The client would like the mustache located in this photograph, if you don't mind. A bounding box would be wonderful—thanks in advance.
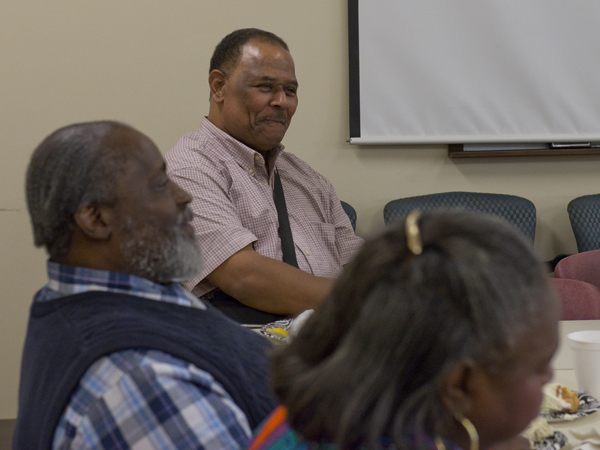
[258,112,287,125]
[176,207,194,226]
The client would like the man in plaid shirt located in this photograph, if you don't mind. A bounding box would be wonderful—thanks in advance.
[166,29,363,323]
[14,121,276,449]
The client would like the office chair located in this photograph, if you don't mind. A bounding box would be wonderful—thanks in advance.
[341,201,357,231]
[555,250,600,291]
[550,278,600,320]
[383,192,536,243]
[568,194,600,252]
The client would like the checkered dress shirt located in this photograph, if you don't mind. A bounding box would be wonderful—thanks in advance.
[38,262,252,449]
[165,118,363,297]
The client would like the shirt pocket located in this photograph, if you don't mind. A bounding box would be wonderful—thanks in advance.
[293,222,342,279]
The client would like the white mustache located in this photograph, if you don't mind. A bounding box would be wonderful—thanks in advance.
[176,207,194,226]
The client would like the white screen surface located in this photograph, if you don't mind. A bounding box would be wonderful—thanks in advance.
[349,0,600,145]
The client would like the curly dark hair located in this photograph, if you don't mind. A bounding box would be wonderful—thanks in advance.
[271,210,553,450]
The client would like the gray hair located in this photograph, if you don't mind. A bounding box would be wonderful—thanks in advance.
[271,210,553,449]
[26,121,133,260]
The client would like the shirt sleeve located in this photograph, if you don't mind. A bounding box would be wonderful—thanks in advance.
[167,164,258,293]
[55,350,252,450]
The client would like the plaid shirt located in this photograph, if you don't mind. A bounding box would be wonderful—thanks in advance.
[165,118,363,297]
[38,261,252,449]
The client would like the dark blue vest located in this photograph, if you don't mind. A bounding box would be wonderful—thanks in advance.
[13,291,277,449]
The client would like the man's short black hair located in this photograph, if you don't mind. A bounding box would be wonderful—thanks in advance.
[209,28,289,77]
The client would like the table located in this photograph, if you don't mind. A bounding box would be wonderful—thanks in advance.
[550,321,600,450]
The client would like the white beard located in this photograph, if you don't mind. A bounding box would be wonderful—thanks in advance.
[119,207,202,284]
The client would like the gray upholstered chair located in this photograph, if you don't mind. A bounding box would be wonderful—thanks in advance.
[383,192,536,243]
[341,201,357,231]
[568,194,600,252]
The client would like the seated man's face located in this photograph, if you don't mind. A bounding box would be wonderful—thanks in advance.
[218,40,299,153]
[108,131,202,283]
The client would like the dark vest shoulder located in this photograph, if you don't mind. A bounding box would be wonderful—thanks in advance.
[14,291,276,449]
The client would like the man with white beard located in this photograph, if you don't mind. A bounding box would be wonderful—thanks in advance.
[13,121,276,449]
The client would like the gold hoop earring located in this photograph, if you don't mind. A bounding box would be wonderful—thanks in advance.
[454,413,479,450]
[434,436,446,450]
[405,210,423,255]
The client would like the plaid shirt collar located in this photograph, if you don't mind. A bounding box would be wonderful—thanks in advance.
[36,261,205,309]
[200,117,285,175]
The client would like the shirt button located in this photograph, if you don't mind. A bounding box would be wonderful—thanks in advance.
[254,154,260,161]
[305,250,311,256]
[248,169,254,174]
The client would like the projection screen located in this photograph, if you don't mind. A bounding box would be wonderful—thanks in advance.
[348,0,600,146]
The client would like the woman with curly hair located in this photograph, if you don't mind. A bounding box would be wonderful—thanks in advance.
[249,210,559,450]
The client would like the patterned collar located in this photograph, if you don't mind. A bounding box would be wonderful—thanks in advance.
[35,261,205,309]
[200,117,285,174]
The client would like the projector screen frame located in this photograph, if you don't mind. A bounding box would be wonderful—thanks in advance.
[347,0,600,158]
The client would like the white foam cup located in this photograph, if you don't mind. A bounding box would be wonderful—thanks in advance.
[567,330,600,398]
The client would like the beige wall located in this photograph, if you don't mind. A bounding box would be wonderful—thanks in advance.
[1,0,598,418]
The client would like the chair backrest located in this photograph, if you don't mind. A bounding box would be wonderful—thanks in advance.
[550,278,600,320]
[568,194,600,252]
[383,192,536,242]
[341,201,357,231]
[554,249,600,290]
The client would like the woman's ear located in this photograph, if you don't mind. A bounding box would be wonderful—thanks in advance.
[73,205,112,240]
[209,69,227,103]
[440,360,476,415]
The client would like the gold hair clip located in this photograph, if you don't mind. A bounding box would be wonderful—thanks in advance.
[405,210,423,255]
